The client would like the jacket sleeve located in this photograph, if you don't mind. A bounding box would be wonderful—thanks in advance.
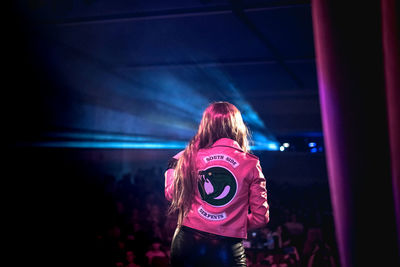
[164,151,184,201]
[247,160,270,230]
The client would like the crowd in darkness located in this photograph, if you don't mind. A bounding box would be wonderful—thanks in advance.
[89,165,339,267]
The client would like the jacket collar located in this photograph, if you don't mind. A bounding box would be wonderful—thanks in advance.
[211,138,243,152]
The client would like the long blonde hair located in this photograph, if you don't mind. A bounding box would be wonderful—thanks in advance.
[169,101,251,225]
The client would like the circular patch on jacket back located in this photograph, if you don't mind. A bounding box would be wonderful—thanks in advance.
[198,166,237,207]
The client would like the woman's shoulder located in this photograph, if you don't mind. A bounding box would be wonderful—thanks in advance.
[246,152,259,160]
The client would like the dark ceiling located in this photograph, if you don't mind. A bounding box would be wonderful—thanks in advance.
[10,0,322,149]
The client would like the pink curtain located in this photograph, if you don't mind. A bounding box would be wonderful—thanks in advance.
[312,0,400,266]
[382,0,400,254]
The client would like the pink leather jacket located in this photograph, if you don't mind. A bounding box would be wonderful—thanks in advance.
[165,138,269,239]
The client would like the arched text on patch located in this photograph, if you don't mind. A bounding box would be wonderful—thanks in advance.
[198,206,227,221]
[203,154,239,168]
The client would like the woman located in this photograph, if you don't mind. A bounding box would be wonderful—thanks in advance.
[165,101,270,267]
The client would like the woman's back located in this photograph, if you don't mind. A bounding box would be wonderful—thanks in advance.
[166,138,268,239]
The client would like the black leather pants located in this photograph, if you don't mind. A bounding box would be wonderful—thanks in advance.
[170,225,247,267]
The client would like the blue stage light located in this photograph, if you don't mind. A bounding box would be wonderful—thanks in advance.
[45,132,163,142]
[31,47,279,150]
[250,142,279,151]
[267,142,279,151]
[30,141,187,149]
[32,138,280,151]
[308,142,317,147]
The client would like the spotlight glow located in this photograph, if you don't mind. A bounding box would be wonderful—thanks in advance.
[283,142,290,148]
[28,45,279,151]
[308,142,317,147]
